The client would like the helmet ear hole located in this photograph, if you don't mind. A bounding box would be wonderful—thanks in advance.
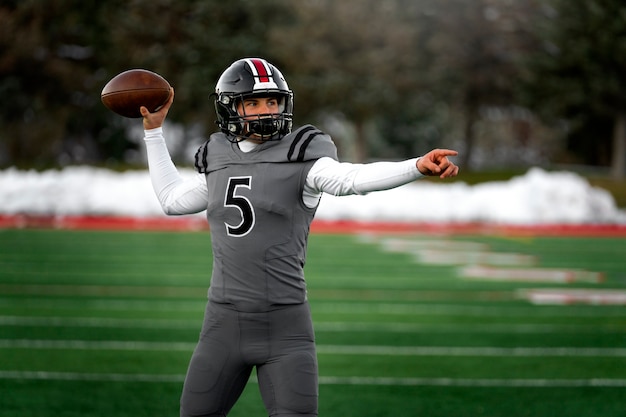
[215,97,244,138]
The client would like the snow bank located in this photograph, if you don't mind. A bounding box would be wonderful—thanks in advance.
[0,166,624,224]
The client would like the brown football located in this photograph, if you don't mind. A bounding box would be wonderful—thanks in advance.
[101,69,171,118]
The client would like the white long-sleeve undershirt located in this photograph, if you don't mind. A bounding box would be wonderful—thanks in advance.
[143,127,423,214]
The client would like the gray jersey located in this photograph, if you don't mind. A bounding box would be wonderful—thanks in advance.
[194,125,338,312]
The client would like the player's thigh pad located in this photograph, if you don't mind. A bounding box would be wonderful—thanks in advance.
[180,302,252,417]
[257,303,318,416]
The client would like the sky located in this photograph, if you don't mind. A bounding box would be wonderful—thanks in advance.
[1,166,624,225]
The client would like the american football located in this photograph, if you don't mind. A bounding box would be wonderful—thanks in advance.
[101,69,171,118]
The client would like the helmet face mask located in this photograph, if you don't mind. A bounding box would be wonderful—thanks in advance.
[214,58,294,142]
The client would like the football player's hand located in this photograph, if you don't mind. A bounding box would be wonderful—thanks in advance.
[141,87,174,130]
[417,149,459,178]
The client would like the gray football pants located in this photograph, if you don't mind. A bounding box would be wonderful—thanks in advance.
[180,301,318,417]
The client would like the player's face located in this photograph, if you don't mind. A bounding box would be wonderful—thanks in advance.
[237,97,281,118]
[236,97,282,142]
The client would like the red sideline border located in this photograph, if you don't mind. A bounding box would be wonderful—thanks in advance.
[2,214,626,236]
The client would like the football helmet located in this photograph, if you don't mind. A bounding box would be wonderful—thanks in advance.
[214,58,294,141]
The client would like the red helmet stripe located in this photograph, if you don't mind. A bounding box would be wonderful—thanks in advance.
[249,58,271,83]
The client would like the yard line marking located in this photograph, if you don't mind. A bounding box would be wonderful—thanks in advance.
[377,237,538,267]
[459,265,604,283]
[314,321,626,334]
[0,297,205,312]
[312,303,626,317]
[378,238,490,252]
[519,289,626,305]
[309,289,516,302]
[376,237,609,286]
[0,284,206,298]
[316,345,626,357]
[0,316,200,329]
[414,250,536,267]
[0,290,514,306]
[4,299,624,319]
[0,371,184,383]
[2,316,624,334]
[2,339,625,357]
[318,376,626,387]
[0,339,196,351]
[1,371,625,387]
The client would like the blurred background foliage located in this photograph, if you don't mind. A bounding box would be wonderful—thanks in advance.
[1,0,625,181]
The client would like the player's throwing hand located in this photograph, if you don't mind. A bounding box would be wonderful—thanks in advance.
[140,87,174,130]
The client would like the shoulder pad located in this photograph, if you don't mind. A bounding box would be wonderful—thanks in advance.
[285,125,338,162]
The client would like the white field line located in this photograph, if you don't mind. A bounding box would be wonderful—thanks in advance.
[2,316,624,334]
[2,339,626,357]
[414,250,537,267]
[316,345,626,357]
[0,371,185,383]
[312,303,626,317]
[1,371,625,387]
[318,376,626,387]
[519,289,626,305]
[377,238,490,252]
[0,283,206,298]
[459,265,604,284]
[3,301,623,318]
[377,237,537,267]
[0,339,196,351]
[375,237,607,286]
[313,321,625,334]
[0,297,205,312]
[0,316,200,329]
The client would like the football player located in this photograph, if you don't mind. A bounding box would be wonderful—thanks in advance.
[141,57,458,417]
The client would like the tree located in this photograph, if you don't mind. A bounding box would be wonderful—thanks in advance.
[523,0,626,178]
[268,0,426,162]
[420,0,540,170]
[0,0,291,168]
[268,0,544,167]
[0,0,121,167]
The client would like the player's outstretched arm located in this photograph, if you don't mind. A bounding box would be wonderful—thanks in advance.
[141,87,174,130]
[417,149,459,179]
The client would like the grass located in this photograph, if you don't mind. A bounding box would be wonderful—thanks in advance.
[0,228,625,417]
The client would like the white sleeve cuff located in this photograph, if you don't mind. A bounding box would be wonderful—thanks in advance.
[144,127,164,141]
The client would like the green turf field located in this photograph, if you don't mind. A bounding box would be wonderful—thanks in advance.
[0,228,625,417]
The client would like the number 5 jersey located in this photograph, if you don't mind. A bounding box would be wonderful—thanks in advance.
[194,125,338,312]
